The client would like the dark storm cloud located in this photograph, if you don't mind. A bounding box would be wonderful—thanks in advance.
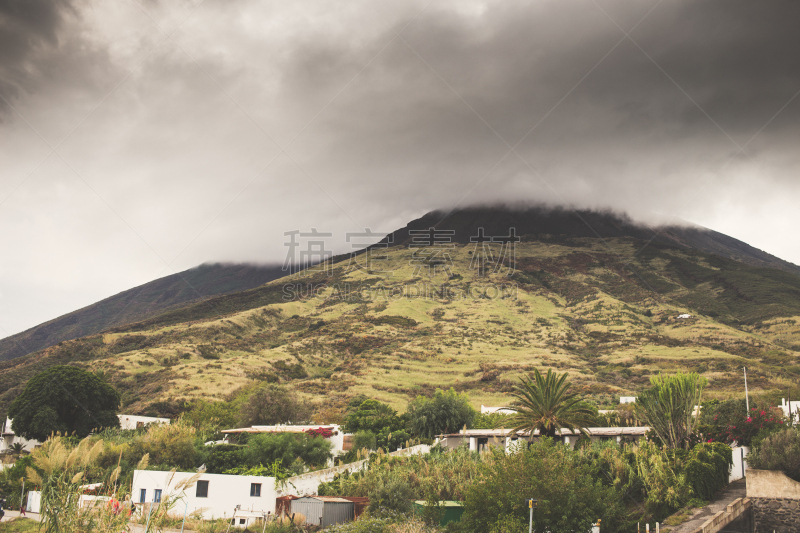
[1,0,800,336]
[0,0,74,115]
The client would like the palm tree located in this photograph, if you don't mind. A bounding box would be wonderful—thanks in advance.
[9,442,25,456]
[506,368,596,440]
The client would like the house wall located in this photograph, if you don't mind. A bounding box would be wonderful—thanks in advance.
[1,418,40,452]
[132,470,277,520]
[729,446,750,482]
[118,415,170,430]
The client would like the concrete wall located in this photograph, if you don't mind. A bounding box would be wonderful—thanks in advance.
[746,469,800,500]
[747,469,800,533]
[132,470,277,520]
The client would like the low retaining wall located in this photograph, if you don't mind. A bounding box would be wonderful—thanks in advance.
[746,469,800,533]
[687,498,751,533]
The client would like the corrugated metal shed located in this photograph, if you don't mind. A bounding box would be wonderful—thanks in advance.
[292,496,354,527]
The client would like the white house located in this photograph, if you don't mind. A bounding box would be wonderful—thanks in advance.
[619,397,636,404]
[480,405,517,415]
[1,417,40,453]
[780,398,800,423]
[677,313,693,319]
[131,469,277,523]
[118,414,170,430]
[435,427,650,453]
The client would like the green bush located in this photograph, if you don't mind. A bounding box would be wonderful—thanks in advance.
[748,428,800,481]
[407,388,476,439]
[368,476,415,514]
[244,432,332,470]
[202,444,245,474]
[461,439,629,533]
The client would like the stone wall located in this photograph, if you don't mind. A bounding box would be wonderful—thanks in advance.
[753,498,800,533]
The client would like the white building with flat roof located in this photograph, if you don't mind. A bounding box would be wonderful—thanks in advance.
[1,417,40,453]
[132,469,277,523]
[435,427,650,453]
[118,414,170,430]
[480,405,517,415]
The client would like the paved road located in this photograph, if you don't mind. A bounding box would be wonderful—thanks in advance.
[0,510,40,522]
[667,479,747,533]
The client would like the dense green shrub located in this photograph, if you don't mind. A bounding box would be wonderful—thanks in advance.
[343,399,408,451]
[202,443,245,474]
[748,428,800,481]
[243,432,332,470]
[683,442,732,500]
[407,388,475,439]
[368,476,416,514]
[238,384,313,426]
[461,439,629,533]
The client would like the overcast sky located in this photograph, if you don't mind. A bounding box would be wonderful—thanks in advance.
[1,0,800,337]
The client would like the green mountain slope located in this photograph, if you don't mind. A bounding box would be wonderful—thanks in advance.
[0,263,287,362]
[1,208,799,417]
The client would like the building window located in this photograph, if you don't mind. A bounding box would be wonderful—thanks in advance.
[153,489,162,503]
[196,480,209,498]
[250,483,261,497]
[139,489,146,503]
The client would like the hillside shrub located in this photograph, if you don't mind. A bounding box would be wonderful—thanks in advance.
[748,428,800,481]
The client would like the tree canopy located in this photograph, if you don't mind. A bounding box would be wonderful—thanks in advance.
[238,383,313,427]
[8,365,120,441]
[407,388,475,439]
[506,368,595,439]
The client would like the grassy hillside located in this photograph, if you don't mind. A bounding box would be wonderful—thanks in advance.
[0,263,287,362]
[2,235,799,418]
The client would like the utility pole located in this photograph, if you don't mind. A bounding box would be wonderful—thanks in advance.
[743,367,750,413]
[528,499,537,533]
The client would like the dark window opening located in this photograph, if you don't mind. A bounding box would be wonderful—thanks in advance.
[154,489,162,503]
[139,489,146,503]
[250,483,262,497]
[196,480,209,498]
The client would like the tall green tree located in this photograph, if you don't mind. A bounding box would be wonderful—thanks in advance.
[635,372,706,449]
[342,399,409,451]
[407,388,476,439]
[8,365,120,441]
[506,368,595,439]
[238,383,313,427]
